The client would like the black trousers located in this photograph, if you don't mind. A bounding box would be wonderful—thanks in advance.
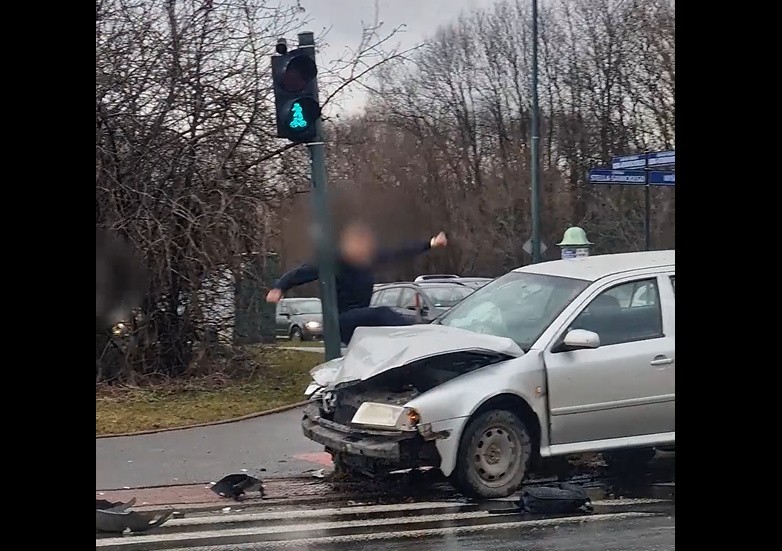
[338,306,416,345]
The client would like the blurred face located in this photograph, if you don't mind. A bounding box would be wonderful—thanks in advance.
[340,224,376,266]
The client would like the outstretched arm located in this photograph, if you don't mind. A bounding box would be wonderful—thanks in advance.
[266,263,319,302]
[373,231,448,266]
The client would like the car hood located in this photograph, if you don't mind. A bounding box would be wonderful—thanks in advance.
[329,324,524,387]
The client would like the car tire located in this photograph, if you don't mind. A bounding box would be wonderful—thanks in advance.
[290,326,302,342]
[603,447,656,473]
[454,409,532,498]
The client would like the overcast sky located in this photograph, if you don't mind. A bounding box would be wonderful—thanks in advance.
[287,0,497,114]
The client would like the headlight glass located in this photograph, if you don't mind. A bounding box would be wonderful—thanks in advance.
[305,321,321,329]
[351,403,421,431]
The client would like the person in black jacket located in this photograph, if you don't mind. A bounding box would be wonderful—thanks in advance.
[266,222,448,344]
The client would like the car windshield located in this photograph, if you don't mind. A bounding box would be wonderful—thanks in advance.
[289,300,321,315]
[421,285,474,307]
[437,272,589,351]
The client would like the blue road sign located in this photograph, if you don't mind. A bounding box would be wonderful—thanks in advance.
[647,150,675,167]
[612,154,646,170]
[648,171,675,185]
[611,150,675,170]
[589,169,646,184]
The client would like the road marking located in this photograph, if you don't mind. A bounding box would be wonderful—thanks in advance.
[97,511,658,549]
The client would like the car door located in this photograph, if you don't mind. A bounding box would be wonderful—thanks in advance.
[543,274,675,446]
[397,287,421,319]
[376,286,402,309]
[274,303,290,336]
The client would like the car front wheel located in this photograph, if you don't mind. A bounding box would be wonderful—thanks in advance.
[454,409,532,498]
[290,326,302,341]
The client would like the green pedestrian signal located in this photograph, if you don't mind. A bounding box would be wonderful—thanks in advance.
[289,102,308,129]
[271,43,321,143]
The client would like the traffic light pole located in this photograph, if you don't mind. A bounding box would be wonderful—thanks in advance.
[530,0,542,264]
[307,122,341,361]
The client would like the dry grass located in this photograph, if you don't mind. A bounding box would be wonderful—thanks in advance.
[96,348,325,436]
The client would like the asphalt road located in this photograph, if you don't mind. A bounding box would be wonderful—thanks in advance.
[96,406,323,489]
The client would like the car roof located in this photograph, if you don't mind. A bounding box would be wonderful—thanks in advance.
[513,250,674,282]
[373,281,469,290]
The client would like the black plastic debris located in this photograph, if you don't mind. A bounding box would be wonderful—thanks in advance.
[210,474,264,501]
[489,483,593,515]
[96,509,173,533]
[96,497,136,512]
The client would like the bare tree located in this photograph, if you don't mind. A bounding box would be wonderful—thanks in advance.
[96,0,408,380]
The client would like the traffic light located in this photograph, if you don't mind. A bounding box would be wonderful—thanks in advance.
[271,34,321,143]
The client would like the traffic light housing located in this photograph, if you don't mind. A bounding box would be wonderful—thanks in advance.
[272,36,321,143]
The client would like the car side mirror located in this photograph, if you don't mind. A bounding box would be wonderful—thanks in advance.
[562,329,600,350]
[280,312,289,318]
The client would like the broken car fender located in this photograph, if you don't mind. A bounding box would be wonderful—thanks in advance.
[406,350,550,476]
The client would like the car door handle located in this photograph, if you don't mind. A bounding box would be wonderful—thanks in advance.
[650,356,674,366]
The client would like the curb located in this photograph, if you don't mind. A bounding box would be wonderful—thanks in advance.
[96,400,310,439]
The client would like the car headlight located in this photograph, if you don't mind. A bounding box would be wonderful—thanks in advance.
[305,321,321,329]
[351,402,421,431]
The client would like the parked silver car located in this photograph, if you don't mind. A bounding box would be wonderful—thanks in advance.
[302,251,675,497]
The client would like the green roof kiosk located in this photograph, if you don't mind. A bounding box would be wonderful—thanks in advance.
[557,227,592,260]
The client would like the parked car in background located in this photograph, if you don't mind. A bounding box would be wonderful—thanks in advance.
[369,281,475,323]
[426,277,493,289]
[275,298,323,341]
[302,251,675,498]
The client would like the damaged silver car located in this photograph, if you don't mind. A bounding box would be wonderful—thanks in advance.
[302,251,675,498]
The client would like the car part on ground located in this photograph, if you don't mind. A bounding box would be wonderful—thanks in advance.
[96,498,173,533]
[96,498,136,512]
[210,473,265,501]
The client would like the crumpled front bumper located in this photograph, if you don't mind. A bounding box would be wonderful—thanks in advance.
[301,403,439,465]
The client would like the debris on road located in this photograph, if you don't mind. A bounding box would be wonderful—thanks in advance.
[210,473,265,501]
[96,508,173,533]
[96,497,136,512]
[518,483,592,514]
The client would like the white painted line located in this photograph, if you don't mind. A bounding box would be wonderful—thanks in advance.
[97,510,491,546]
[123,498,666,529]
[96,511,657,548]
[160,500,468,526]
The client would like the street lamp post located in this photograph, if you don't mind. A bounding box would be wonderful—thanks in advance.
[530,0,542,263]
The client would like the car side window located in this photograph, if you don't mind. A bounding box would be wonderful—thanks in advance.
[377,288,402,307]
[278,304,288,315]
[399,288,417,308]
[370,291,381,306]
[570,278,663,346]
